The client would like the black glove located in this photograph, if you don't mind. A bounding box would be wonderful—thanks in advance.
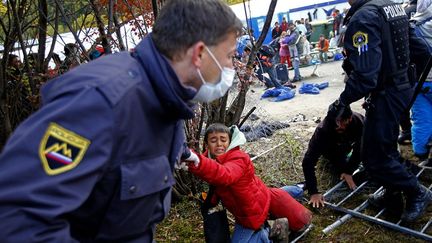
[181,147,192,160]
[328,99,347,120]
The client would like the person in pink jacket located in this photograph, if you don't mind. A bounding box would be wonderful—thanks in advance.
[279,31,292,68]
[187,123,312,242]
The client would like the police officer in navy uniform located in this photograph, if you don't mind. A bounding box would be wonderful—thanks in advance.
[0,0,242,241]
[328,0,432,222]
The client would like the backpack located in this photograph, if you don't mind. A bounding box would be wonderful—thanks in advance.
[259,45,276,58]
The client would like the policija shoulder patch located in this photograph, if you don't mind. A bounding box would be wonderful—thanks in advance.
[352,31,369,56]
[39,123,90,175]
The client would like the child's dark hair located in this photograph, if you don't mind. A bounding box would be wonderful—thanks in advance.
[204,123,231,144]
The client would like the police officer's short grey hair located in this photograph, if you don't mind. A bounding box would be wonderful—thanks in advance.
[152,0,243,59]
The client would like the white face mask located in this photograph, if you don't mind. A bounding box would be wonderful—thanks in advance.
[192,46,236,103]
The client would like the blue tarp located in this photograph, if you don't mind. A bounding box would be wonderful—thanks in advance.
[299,82,329,94]
[261,87,296,101]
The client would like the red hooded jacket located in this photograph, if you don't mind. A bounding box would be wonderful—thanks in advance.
[189,147,270,230]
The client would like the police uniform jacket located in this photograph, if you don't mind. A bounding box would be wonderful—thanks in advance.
[339,0,412,106]
[0,36,195,242]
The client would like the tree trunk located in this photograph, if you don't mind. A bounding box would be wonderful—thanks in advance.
[9,0,35,94]
[113,14,126,51]
[37,0,48,74]
[88,0,111,54]
[54,0,89,60]
[121,0,145,36]
[226,0,278,126]
[151,0,158,19]
[0,10,14,150]
[0,59,12,151]
[107,0,114,50]
[44,7,60,70]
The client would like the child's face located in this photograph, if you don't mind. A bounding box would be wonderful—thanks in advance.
[206,132,230,157]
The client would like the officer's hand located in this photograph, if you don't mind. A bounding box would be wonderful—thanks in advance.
[308,193,325,208]
[328,99,346,121]
[340,173,357,190]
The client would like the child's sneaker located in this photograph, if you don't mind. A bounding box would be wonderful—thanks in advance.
[268,218,290,243]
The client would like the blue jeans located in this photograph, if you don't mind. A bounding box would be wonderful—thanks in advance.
[281,185,304,200]
[257,65,282,89]
[231,223,270,243]
[289,47,301,79]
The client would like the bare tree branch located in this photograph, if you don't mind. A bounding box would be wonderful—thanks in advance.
[88,0,111,54]
[44,7,60,70]
[37,0,48,73]
[53,0,89,60]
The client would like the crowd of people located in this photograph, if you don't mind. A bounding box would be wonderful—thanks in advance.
[242,11,347,91]
[0,0,431,242]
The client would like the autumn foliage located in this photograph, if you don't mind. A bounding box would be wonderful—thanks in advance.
[97,0,156,22]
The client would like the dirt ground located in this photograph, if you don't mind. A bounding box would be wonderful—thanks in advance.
[247,60,365,121]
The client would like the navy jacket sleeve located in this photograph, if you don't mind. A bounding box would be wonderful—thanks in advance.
[339,9,383,105]
[302,125,327,195]
[0,87,114,242]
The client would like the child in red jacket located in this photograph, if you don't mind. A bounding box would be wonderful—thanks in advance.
[187,123,312,242]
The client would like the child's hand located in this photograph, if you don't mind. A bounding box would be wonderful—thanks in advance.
[184,150,200,167]
[174,161,189,171]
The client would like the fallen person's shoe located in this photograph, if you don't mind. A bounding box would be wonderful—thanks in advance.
[402,185,432,222]
[269,218,290,243]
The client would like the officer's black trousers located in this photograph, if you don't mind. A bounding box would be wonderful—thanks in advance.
[361,86,418,192]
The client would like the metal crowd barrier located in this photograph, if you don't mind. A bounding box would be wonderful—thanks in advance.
[322,161,432,241]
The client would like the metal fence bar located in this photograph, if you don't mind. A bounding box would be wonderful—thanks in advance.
[323,160,432,239]
[336,180,369,207]
[323,168,363,199]
[325,201,432,241]
[323,180,344,198]
[421,219,432,233]
[322,186,383,235]
[290,223,314,243]
[250,142,286,161]
[374,208,386,218]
